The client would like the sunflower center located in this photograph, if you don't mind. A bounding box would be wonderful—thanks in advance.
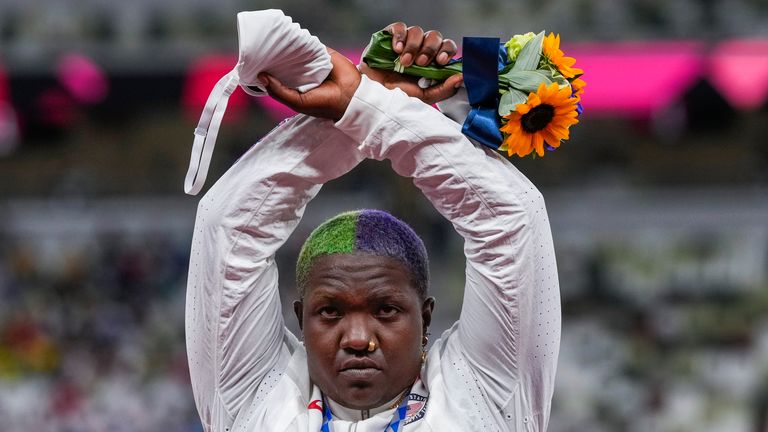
[521,104,555,133]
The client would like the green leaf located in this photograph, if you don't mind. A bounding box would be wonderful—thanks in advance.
[511,31,544,72]
[498,89,528,116]
[499,70,553,93]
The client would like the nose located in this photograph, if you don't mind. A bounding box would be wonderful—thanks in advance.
[339,314,374,353]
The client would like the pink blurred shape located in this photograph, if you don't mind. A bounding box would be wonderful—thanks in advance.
[0,65,19,155]
[709,39,768,110]
[191,42,768,121]
[182,54,250,123]
[567,42,704,116]
[56,54,109,104]
[38,88,78,126]
[0,64,7,102]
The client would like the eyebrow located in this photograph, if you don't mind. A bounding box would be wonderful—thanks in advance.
[308,286,413,303]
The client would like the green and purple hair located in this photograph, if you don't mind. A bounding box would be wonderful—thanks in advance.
[296,210,429,299]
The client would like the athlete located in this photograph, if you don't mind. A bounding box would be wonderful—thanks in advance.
[185,24,561,431]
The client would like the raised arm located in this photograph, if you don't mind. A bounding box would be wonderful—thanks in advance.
[185,114,363,431]
[332,76,561,429]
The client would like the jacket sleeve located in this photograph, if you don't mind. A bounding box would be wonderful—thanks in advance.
[185,114,364,431]
[334,76,561,429]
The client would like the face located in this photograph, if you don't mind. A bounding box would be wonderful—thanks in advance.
[294,253,434,410]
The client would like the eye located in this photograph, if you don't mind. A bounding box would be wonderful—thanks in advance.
[318,306,341,319]
[377,305,400,318]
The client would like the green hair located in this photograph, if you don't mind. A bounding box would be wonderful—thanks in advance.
[296,209,429,299]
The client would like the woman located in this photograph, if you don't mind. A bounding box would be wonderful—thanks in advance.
[185,24,561,431]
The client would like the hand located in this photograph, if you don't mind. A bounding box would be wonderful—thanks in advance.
[360,22,463,104]
[386,22,457,67]
[259,48,361,121]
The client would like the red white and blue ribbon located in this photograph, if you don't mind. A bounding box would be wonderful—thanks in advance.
[320,393,410,432]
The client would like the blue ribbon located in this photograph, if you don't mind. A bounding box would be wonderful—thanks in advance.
[320,393,410,432]
[461,37,505,150]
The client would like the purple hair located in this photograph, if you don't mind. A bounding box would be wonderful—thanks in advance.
[296,210,429,298]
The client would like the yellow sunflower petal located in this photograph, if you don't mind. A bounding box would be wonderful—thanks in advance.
[527,92,542,107]
[561,56,577,68]
[572,78,586,96]
[500,119,521,134]
[533,133,545,157]
[506,133,524,151]
[500,72,582,158]
[541,129,561,147]
[516,103,532,115]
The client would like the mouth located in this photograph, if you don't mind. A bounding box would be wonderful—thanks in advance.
[338,358,382,380]
[339,367,381,380]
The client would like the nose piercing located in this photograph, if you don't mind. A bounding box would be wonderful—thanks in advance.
[367,341,377,352]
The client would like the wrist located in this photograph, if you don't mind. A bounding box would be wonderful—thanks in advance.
[334,75,394,147]
[335,74,362,121]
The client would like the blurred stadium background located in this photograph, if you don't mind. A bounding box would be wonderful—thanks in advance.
[1,0,767,431]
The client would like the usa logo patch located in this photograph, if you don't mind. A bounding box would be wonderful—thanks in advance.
[402,394,428,425]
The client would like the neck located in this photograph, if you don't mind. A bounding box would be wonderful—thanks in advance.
[326,388,409,421]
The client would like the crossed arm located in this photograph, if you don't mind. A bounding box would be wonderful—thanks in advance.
[187,29,560,431]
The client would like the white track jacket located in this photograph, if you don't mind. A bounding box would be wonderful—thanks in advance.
[185,75,561,431]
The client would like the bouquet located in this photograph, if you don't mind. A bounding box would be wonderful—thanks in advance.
[362,31,585,158]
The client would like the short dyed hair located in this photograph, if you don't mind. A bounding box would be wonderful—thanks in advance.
[296,210,429,299]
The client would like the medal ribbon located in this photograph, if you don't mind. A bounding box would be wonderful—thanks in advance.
[460,37,506,150]
[320,392,410,432]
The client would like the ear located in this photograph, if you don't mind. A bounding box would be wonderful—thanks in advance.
[293,300,304,331]
[421,297,435,335]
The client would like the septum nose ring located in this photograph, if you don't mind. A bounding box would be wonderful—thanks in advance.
[367,341,377,352]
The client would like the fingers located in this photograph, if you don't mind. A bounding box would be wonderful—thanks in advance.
[399,26,424,67]
[422,74,463,104]
[258,73,304,112]
[436,39,458,65]
[411,30,441,66]
[386,22,408,54]
[392,25,456,67]
[258,49,361,121]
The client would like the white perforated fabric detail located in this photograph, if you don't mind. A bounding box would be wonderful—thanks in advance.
[185,76,561,431]
[231,367,284,432]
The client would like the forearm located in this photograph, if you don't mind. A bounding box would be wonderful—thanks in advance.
[335,76,546,288]
[334,76,561,413]
[186,114,363,428]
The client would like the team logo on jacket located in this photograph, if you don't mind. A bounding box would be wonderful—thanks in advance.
[402,394,428,425]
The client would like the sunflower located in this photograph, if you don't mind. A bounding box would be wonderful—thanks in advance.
[571,77,586,96]
[542,33,583,79]
[500,82,580,157]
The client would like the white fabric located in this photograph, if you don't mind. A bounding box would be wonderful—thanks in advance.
[235,10,332,96]
[184,9,332,195]
[435,86,471,125]
[185,75,561,431]
[184,70,240,196]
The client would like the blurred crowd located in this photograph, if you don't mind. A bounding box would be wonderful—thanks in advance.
[0,233,199,431]
[0,0,767,431]
[1,189,766,431]
[1,0,767,69]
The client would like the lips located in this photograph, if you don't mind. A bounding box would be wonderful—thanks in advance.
[339,367,381,380]
[338,358,382,380]
[339,357,381,372]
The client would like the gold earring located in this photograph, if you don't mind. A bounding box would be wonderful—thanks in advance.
[367,340,377,352]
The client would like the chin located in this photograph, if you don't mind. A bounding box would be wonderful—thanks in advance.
[338,388,387,410]
[330,377,402,410]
